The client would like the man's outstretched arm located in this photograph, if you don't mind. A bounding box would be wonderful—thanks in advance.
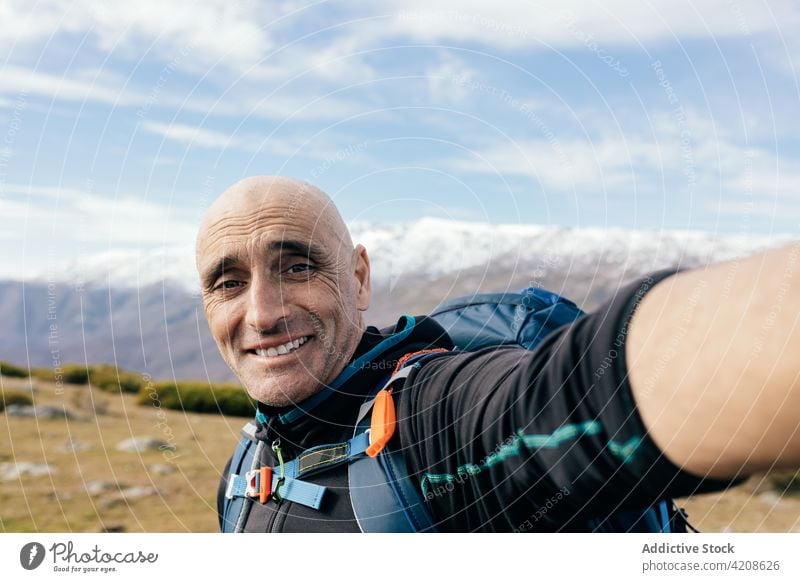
[628,242,800,479]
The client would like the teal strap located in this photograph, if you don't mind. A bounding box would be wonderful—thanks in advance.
[349,431,370,456]
[225,473,327,510]
[225,431,372,510]
[225,473,248,499]
[271,477,326,510]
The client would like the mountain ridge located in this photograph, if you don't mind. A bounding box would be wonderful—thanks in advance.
[2,218,788,381]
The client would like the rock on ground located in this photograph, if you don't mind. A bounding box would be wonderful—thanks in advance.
[0,462,56,481]
[115,437,175,453]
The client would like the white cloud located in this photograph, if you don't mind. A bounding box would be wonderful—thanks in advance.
[0,65,145,106]
[425,53,480,104]
[0,0,274,71]
[444,105,800,207]
[370,0,800,50]
[0,182,197,245]
[0,181,201,279]
[142,121,239,149]
[141,119,373,168]
[444,136,648,191]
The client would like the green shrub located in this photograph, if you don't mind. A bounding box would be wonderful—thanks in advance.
[87,365,144,394]
[62,364,91,385]
[0,361,29,378]
[31,363,143,393]
[0,389,34,412]
[137,381,254,417]
[28,367,60,382]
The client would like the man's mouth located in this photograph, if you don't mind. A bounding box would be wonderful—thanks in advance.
[249,336,312,359]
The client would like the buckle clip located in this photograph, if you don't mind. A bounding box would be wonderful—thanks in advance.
[245,467,273,503]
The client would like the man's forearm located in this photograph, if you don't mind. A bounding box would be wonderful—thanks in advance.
[627,242,800,479]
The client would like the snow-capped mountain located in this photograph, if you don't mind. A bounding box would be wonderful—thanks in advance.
[3,218,790,381]
[31,217,789,292]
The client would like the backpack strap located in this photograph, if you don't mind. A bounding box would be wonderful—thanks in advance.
[223,424,377,512]
[349,350,448,533]
[221,423,260,533]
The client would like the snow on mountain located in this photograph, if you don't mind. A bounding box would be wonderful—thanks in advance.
[30,218,791,291]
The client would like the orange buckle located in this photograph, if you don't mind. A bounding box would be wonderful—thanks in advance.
[245,467,273,503]
[366,389,396,457]
[260,467,273,503]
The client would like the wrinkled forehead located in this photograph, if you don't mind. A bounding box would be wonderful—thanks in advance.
[197,200,350,274]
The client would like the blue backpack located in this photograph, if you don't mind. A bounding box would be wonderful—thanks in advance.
[221,287,692,533]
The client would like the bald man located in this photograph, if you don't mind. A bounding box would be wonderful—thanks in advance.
[198,176,800,532]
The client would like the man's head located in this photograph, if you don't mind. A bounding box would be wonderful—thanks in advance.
[196,176,372,407]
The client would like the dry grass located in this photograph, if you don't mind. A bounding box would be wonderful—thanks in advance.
[0,376,241,532]
[1,375,799,532]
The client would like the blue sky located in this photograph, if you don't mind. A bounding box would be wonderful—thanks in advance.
[1,0,800,277]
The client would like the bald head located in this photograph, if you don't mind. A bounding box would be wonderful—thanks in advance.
[197,176,353,261]
[195,176,372,407]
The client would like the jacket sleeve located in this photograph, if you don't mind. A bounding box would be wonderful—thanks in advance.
[397,271,739,532]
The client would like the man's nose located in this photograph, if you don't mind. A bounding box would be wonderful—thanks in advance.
[244,274,290,333]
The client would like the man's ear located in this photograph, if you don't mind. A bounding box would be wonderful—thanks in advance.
[353,244,372,311]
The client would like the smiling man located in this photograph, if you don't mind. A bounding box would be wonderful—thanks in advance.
[197,176,800,533]
[197,176,371,408]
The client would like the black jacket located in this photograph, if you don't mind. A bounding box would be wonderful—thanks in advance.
[217,274,735,532]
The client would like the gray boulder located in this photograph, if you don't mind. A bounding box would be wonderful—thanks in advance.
[0,462,56,481]
[115,437,175,453]
[4,404,76,420]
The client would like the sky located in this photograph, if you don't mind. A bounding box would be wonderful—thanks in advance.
[1,0,800,278]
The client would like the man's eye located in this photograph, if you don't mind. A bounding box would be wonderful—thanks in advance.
[216,280,244,291]
[286,263,314,274]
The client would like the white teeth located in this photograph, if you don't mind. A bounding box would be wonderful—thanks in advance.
[254,336,310,358]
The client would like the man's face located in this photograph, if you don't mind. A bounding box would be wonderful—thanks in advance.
[197,194,370,407]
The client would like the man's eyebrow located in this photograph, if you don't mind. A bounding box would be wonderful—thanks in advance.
[268,240,321,261]
[201,256,237,290]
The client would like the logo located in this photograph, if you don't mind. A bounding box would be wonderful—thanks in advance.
[20,542,46,570]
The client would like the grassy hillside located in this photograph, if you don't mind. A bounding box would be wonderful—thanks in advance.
[1,374,799,532]
[0,375,239,532]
